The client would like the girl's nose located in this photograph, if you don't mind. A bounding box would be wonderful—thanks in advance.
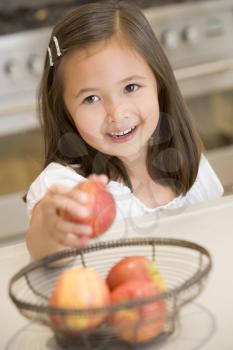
[105,98,131,123]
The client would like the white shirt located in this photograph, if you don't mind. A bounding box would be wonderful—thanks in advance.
[26,155,224,222]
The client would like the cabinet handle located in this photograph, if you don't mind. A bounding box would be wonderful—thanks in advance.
[174,58,233,81]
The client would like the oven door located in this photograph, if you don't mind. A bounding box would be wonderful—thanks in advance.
[175,59,233,195]
[143,0,233,195]
[0,116,43,241]
[0,28,47,242]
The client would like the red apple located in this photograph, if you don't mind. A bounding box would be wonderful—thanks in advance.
[49,267,111,332]
[110,279,167,343]
[106,256,166,292]
[62,179,116,238]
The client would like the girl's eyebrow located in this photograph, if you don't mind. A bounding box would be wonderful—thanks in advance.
[119,74,146,83]
[76,87,99,99]
[75,75,146,99]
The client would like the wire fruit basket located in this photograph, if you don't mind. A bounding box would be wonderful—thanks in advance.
[9,238,212,349]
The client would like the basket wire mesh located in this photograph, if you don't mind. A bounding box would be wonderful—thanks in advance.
[8,237,212,348]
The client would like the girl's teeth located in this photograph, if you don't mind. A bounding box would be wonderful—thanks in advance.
[110,126,136,137]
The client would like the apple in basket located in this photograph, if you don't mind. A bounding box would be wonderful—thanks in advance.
[110,279,167,343]
[106,256,166,292]
[61,179,116,238]
[49,267,111,333]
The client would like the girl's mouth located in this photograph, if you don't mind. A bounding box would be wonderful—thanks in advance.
[107,125,138,143]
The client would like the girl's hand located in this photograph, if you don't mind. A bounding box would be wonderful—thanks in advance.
[40,174,109,249]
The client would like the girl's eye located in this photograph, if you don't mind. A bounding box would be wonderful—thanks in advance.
[83,95,99,104]
[124,83,140,93]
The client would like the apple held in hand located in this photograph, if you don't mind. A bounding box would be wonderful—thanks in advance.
[106,256,166,292]
[111,279,167,343]
[49,267,111,332]
[63,179,116,238]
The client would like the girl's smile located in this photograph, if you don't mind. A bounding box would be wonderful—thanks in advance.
[62,37,160,162]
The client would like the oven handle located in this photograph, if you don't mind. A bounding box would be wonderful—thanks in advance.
[0,112,39,137]
[174,58,233,81]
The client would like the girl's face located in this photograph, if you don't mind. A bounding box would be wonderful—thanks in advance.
[63,37,160,163]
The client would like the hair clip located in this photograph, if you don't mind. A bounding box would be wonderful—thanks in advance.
[47,47,54,67]
[47,36,62,67]
[53,36,62,57]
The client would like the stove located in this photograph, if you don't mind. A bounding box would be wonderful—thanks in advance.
[1,0,233,132]
[0,0,203,35]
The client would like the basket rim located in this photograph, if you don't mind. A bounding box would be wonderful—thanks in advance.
[8,237,212,315]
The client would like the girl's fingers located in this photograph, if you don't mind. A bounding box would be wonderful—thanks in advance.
[49,184,90,204]
[53,218,93,237]
[48,193,91,220]
[56,231,90,248]
[65,234,90,248]
[47,175,109,209]
[88,173,108,185]
[53,224,91,247]
[49,184,73,195]
[70,189,90,203]
[47,216,92,248]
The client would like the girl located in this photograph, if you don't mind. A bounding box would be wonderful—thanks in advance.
[26,0,223,259]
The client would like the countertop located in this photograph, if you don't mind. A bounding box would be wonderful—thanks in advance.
[0,194,232,349]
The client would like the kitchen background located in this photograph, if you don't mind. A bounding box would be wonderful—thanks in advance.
[0,0,233,242]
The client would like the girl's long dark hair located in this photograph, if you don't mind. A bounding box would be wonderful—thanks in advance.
[38,0,203,196]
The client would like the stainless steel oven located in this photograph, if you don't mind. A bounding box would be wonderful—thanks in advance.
[145,0,233,194]
[0,29,48,241]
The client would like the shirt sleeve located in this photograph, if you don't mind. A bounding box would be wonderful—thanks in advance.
[185,154,224,205]
[26,162,86,217]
